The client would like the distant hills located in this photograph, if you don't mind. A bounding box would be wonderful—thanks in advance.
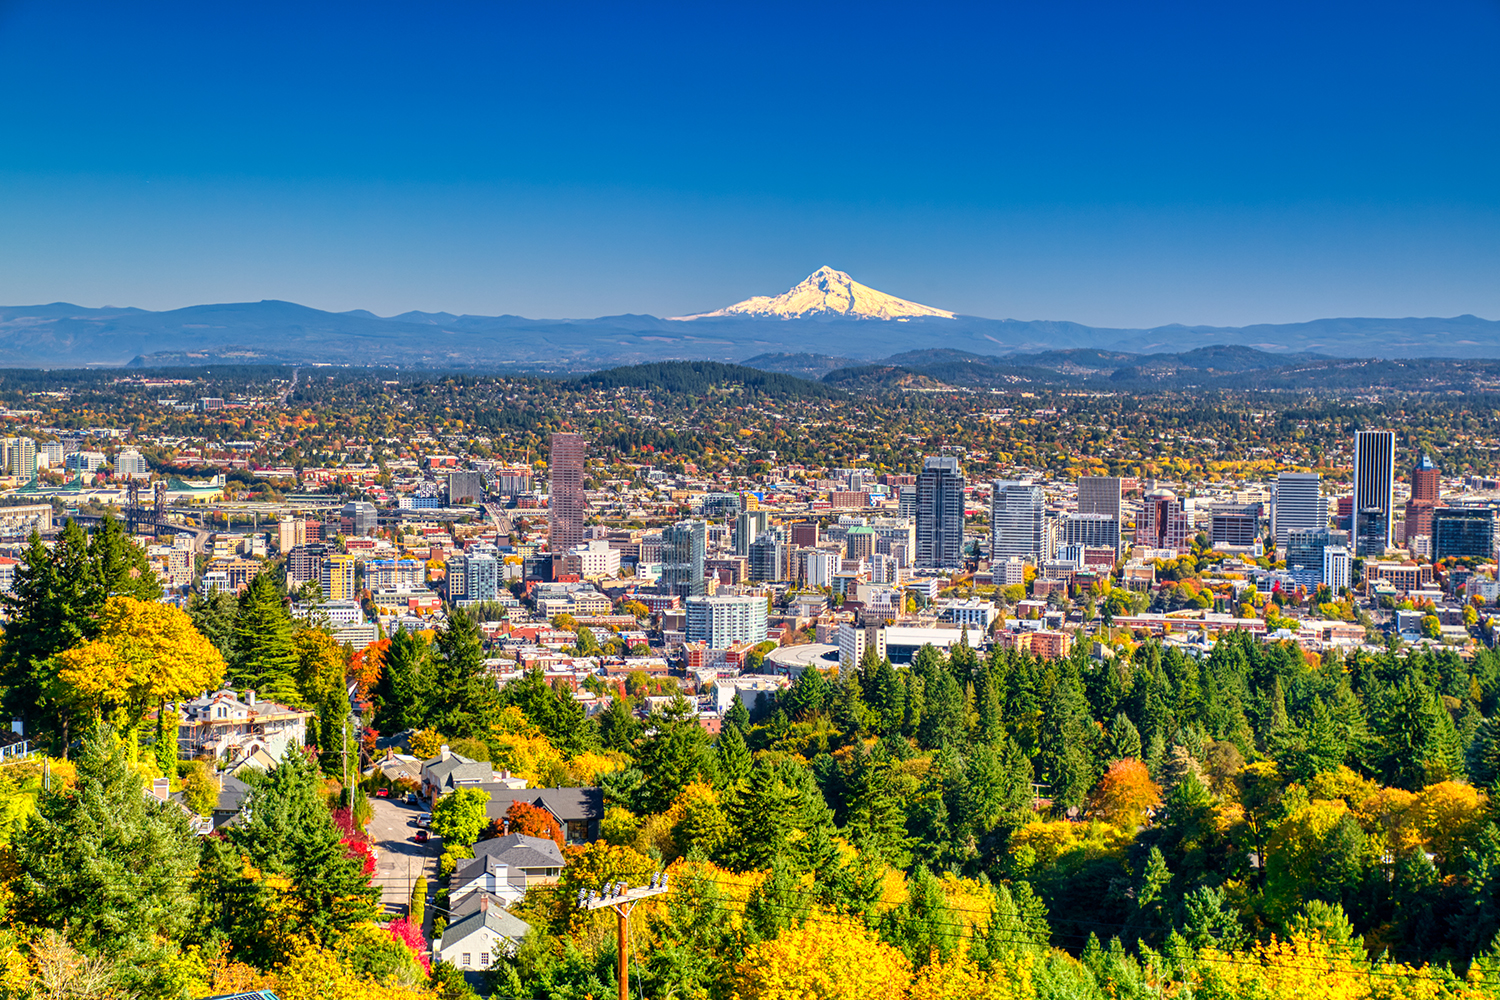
[0,267,1497,369]
[736,347,1500,394]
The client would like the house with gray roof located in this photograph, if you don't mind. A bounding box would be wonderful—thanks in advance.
[419,745,498,800]
[449,833,565,906]
[478,785,605,843]
[436,894,530,976]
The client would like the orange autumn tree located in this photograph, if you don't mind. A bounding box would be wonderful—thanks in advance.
[1087,758,1162,829]
[349,637,388,706]
[501,799,565,847]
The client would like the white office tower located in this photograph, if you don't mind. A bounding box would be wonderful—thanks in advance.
[1274,472,1322,549]
[991,481,1045,562]
[685,595,768,648]
[898,485,917,519]
[1324,545,1352,593]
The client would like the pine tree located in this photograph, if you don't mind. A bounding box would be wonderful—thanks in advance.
[220,744,379,956]
[725,691,752,733]
[716,723,753,789]
[371,626,430,734]
[918,667,965,749]
[231,571,298,700]
[1106,712,1143,763]
[598,693,640,752]
[842,741,909,866]
[782,666,829,721]
[1468,716,1500,789]
[427,608,498,740]
[88,511,162,602]
[866,656,907,737]
[12,726,199,956]
[636,695,712,813]
[187,587,238,663]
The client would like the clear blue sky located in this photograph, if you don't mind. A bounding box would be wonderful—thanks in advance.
[1,1,1496,326]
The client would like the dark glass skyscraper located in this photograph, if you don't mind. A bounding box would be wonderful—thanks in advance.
[916,456,964,570]
[1352,430,1395,557]
[1433,507,1495,561]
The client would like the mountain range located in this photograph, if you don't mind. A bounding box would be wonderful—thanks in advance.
[1,268,1497,370]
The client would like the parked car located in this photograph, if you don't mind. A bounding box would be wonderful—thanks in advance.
[406,792,418,805]
[375,788,390,798]
[416,813,432,828]
[414,830,429,843]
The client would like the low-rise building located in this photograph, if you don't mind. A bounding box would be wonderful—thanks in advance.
[178,688,312,767]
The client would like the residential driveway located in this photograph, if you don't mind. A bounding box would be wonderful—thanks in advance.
[368,795,437,922]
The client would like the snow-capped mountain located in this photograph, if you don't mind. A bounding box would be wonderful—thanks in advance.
[675,266,957,321]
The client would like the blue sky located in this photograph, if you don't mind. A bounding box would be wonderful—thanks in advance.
[1,1,1496,326]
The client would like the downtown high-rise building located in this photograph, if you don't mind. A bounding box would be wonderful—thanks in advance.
[1405,454,1439,542]
[1352,430,1395,557]
[1077,476,1122,521]
[915,456,965,570]
[734,510,769,556]
[548,432,588,556]
[661,519,707,597]
[991,481,1045,562]
[1274,472,1323,549]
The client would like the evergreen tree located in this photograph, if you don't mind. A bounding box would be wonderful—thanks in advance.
[427,608,499,740]
[635,695,712,812]
[598,693,641,752]
[1106,712,1143,763]
[12,726,199,956]
[88,511,161,601]
[719,755,832,872]
[724,691,752,733]
[880,864,962,965]
[842,740,910,866]
[829,665,875,738]
[782,666,829,721]
[918,666,965,749]
[231,571,298,700]
[1468,716,1500,789]
[715,723,753,789]
[865,656,907,737]
[187,587,239,663]
[1037,673,1101,808]
[206,744,379,962]
[370,626,430,734]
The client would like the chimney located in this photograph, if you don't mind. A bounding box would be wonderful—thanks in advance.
[151,777,170,802]
[439,744,450,761]
[480,894,490,913]
[246,690,257,707]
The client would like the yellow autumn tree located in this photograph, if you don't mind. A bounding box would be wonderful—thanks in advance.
[907,950,1036,1000]
[733,916,911,1000]
[56,596,225,759]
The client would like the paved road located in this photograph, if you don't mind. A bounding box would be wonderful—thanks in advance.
[368,795,437,920]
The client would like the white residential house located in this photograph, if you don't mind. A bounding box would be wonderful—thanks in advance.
[177,687,312,766]
[436,893,531,972]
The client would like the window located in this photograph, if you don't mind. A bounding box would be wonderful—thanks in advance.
[461,953,471,966]
[480,953,491,967]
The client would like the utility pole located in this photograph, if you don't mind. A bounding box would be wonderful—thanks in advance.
[578,874,670,1000]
